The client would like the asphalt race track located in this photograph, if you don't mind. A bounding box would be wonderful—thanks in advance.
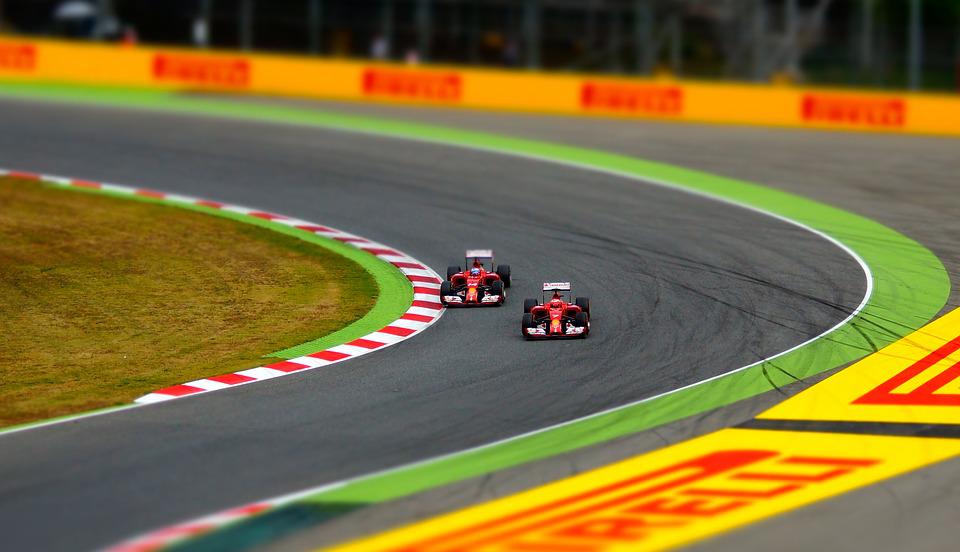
[0,96,895,552]
[263,101,960,552]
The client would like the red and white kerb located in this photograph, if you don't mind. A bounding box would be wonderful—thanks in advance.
[0,168,445,405]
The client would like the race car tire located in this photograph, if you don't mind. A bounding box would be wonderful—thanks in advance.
[521,313,535,338]
[575,297,591,315]
[440,280,453,305]
[496,264,511,287]
[490,280,505,305]
[523,298,538,314]
[446,266,461,280]
[575,312,590,337]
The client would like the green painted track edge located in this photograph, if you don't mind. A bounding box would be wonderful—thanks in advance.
[0,81,948,542]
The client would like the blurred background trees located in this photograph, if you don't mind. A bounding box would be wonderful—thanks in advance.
[1,0,958,92]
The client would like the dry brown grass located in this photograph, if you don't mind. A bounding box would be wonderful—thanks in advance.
[0,177,376,427]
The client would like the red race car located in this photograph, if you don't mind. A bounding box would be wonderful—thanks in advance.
[440,249,511,307]
[521,282,591,339]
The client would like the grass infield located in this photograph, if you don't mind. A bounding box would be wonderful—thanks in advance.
[0,176,378,427]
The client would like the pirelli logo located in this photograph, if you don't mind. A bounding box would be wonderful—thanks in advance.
[152,54,251,88]
[581,82,683,116]
[801,93,905,128]
[0,43,37,72]
[362,68,462,102]
[855,334,960,406]
[389,449,877,552]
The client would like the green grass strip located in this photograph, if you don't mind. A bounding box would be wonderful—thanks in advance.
[0,80,948,538]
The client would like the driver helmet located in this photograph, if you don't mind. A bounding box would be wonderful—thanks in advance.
[549,298,563,309]
[470,267,481,277]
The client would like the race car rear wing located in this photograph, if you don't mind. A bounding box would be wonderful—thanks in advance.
[465,249,493,259]
[542,282,571,291]
[466,249,494,269]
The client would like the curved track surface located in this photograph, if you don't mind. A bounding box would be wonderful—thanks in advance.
[0,98,865,551]
[260,100,960,552]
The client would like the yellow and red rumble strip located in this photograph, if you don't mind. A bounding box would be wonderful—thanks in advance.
[759,306,960,425]
[0,168,444,407]
[326,430,960,552]
[327,309,960,552]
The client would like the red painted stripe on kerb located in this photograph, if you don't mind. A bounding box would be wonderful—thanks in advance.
[412,300,444,310]
[264,361,310,373]
[7,171,40,180]
[308,350,351,362]
[403,313,435,323]
[333,237,369,243]
[379,325,417,337]
[363,247,402,256]
[230,503,272,516]
[154,384,204,397]
[249,211,286,221]
[408,275,442,284]
[295,224,335,233]
[208,373,256,385]
[135,189,166,199]
[195,200,225,209]
[392,262,426,269]
[413,286,439,295]
[347,338,386,349]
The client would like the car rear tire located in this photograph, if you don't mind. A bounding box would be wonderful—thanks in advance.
[575,297,591,315]
[496,264,511,287]
[446,266,461,280]
[439,280,452,305]
[490,280,505,305]
[521,313,535,339]
[523,298,538,313]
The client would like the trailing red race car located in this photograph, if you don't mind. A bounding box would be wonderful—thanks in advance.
[522,282,591,339]
[440,249,511,307]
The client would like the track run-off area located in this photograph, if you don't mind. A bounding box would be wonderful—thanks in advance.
[0,83,953,552]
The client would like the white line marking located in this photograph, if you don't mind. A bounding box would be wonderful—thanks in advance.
[232,367,289,381]
[388,318,430,331]
[379,254,417,263]
[184,379,232,391]
[411,281,442,290]
[399,268,436,278]
[324,344,376,357]
[287,356,332,368]
[407,306,442,317]
[366,332,408,345]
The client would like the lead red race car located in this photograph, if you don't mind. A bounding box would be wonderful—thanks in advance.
[522,282,591,339]
[440,249,511,307]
